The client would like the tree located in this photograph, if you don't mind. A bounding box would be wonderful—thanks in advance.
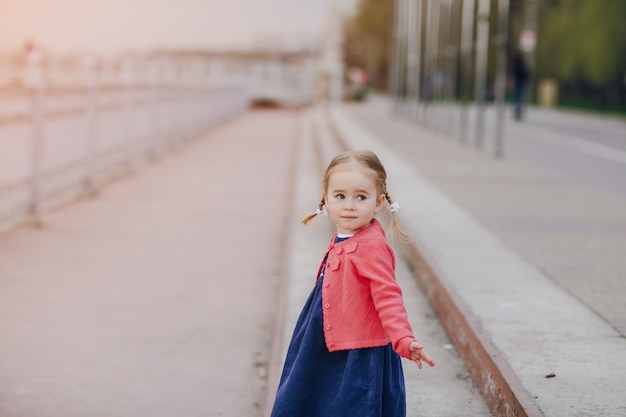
[342,0,395,91]
[538,0,626,85]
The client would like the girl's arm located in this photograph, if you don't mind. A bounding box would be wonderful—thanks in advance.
[354,241,428,360]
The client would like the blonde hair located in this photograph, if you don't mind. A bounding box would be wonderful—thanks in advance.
[301,150,409,242]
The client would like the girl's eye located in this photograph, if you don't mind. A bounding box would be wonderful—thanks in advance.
[335,194,345,200]
[357,195,366,201]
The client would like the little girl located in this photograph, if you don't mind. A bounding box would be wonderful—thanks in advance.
[270,150,435,417]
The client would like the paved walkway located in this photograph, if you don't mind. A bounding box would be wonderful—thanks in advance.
[0,107,491,417]
[0,110,297,417]
[343,96,626,337]
[268,108,492,416]
[330,97,626,416]
[3,98,623,416]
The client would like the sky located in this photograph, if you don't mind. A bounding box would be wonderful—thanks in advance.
[0,0,358,55]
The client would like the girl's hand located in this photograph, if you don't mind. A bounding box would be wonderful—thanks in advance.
[409,341,436,369]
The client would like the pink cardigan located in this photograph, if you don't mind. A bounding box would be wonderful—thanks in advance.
[317,219,417,359]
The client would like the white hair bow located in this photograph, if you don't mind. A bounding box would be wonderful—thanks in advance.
[316,205,328,217]
[389,202,400,213]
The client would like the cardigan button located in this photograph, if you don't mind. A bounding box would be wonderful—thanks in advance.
[323,282,329,288]
[325,324,332,330]
[329,342,335,347]
[324,303,330,309]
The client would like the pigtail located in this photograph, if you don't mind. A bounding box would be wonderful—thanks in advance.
[301,197,326,227]
[384,192,411,243]
[302,151,411,242]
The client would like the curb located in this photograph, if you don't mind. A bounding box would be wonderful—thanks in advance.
[325,106,544,417]
[263,110,304,417]
[401,242,543,417]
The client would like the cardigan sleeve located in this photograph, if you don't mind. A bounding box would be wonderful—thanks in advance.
[351,238,416,359]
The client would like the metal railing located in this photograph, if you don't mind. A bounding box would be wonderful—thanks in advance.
[389,0,514,158]
[0,52,248,232]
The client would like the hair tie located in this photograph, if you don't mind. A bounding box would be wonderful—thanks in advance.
[389,202,400,213]
[316,205,328,217]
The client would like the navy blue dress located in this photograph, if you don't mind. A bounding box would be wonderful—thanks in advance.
[271,237,406,417]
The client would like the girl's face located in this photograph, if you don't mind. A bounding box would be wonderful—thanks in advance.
[324,162,384,235]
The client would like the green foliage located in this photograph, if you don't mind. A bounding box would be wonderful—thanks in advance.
[342,0,394,90]
[537,0,626,86]
[345,0,626,109]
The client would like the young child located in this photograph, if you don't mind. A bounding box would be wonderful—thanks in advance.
[270,150,435,417]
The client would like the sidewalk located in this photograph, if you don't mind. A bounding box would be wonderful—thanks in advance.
[267,108,493,416]
[328,97,626,416]
[2,101,624,416]
[1,106,492,417]
[0,110,298,417]
[342,96,626,336]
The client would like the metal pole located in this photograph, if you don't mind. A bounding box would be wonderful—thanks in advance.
[389,0,401,110]
[83,56,97,194]
[148,60,161,157]
[121,57,135,171]
[406,0,418,118]
[474,0,490,149]
[414,0,424,122]
[431,0,441,129]
[172,61,183,147]
[23,45,45,224]
[443,0,455,136]
[423,0,435,127]
[494,0,510,158]
[29,78,44,223]
[399,0,410,115]
[448,0,462,136]
[459,0,476,143]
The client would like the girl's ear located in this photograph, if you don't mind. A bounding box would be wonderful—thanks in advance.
[374,194,385,212]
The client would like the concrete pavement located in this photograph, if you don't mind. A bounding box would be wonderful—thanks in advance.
[3,96,623,416]
[0,110,297,417]
[328,97,626,416]
[342,96,626,337]
[266,107,492,416]
[0,106,491,417]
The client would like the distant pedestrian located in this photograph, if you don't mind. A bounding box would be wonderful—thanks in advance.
[270,150,435,417]
[511,53,529,120]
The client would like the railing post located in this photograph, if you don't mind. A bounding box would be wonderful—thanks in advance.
[147,59,162,157]
[82,55,98,195]
[459,0,476,144]
[494,0,510,158]
[406,0,422,120]
[24,46,45,225]
[474,0,490,149]
[120,57,135,172]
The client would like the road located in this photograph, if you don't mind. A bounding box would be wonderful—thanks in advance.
[399,100,626,198]
[506,108,626,198]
